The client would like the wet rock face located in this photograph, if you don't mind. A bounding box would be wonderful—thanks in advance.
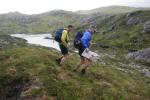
[127,48,150,62]
[143,21,150,33]
[127,17,140,25]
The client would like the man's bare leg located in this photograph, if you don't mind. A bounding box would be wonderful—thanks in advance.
[74,57,85,71]
[60,54,68,65]
[81,59,92,74]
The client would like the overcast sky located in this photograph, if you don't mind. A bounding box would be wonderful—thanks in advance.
[0,0,150,14]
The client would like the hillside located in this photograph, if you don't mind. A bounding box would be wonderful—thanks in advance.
[0,10,105,35]
[75,10,150,52]
[1,6,149,35]
[0,35,150,100]
[0,6,150,100]
[0,10,88,34]
[77,6,150,14]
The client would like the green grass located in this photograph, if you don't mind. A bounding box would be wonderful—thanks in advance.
[92,10,150,51]
[0,10,150,100]
[0,44,150,100]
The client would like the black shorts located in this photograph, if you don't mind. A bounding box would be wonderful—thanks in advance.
[59,44,68,55]
[78,45,85,57]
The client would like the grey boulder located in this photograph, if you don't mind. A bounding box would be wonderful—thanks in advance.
[127,48,150,62]
[127,17,140,25]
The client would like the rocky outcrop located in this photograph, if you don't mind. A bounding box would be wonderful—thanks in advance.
[19,79,49,100]
[143,21,150,33]
[2,12,39,24]
[0,74,29,100]
[0,39,9,49]
[127,48,150,63]
[127,17,140,25]
[0,35,26,49]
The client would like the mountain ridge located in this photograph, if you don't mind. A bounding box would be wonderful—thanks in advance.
[76,5,150,14]
[0,5,150,16]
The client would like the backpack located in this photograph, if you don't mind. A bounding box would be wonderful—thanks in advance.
[74,31,83,49]
[54,29,64,43]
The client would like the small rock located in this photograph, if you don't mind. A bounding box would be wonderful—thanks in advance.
[0,44,3,49]
[140,69,150,78]
[116,68,133,74]
[143,21,150,33]
[129,63,141,69]
[101,81,112,88]
[127,17,140,25]
[0,40,5,49]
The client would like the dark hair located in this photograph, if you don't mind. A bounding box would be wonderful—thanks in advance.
[68,25,73,28]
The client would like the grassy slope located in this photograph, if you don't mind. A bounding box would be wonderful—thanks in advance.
[91,10,150,51]
[0,35,150,100]
[0,9,150,100]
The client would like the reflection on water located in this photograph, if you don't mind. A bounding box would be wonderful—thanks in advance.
[11,34,60,51]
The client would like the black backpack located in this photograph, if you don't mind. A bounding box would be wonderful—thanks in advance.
[54,29,64,43]
[74,31,83,49]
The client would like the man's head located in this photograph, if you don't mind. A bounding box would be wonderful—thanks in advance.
[89,25,97,33]
[67,25,74,32]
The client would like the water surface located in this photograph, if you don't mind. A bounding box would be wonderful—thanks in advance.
[11,34,60,51]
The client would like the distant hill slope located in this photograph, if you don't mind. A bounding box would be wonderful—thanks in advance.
[89,10,150,51]
[0,10,88,34]
[0,6,149,35]
[77,6,150,14]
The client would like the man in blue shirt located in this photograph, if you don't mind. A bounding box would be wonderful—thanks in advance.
[74,25,97,75]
